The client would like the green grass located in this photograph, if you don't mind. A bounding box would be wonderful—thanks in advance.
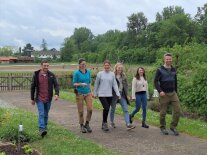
[60,91,207,140]
[0,108,116,155]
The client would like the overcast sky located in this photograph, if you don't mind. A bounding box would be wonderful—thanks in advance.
[0,0,206,50]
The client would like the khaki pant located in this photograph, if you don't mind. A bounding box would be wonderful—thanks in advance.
[159,92,181,129]
[76,94,93,124]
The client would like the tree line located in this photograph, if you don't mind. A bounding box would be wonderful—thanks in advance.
[60,4,207,64]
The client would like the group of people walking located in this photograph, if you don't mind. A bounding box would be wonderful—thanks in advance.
[31,52,181,138]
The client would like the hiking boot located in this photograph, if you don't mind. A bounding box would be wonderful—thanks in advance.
[80,124,87,133]
[129,114,133,124]
[142,122,149,128]
[84,123,92,133]
[127,124,136,131]
[102,123,109,131]
[110,122,116,128]
[170,128,179,136]
[160,128,168,135]
[39,128,47,138]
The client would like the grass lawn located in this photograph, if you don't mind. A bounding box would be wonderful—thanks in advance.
[60,91,207,140]
[0,108,116,155]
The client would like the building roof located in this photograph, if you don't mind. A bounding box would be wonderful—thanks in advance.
[0,57,18,61]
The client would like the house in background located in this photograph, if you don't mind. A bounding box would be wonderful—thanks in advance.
[32,48,61,59]
[0,57,18,64]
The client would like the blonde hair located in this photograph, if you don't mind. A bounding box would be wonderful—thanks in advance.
[114,62,125,77]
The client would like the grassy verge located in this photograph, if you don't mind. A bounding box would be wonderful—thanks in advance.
[61,91,207,140]
[0,108,116,155]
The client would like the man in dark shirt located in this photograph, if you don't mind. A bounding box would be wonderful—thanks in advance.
[154,53,181,136]
[31,60,59,137]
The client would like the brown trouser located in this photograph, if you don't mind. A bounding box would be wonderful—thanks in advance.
[76,94,93,125]
[159,92,181,129]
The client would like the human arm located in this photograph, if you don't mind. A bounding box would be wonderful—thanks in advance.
[131,78,136,100]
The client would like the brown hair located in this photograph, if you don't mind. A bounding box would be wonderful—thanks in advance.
[135,67,146,80]
[114,62,125,77]
[103,59,111,65]
[41,59,48,65]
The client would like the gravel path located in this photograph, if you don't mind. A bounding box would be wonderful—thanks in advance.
[0,91,207,155]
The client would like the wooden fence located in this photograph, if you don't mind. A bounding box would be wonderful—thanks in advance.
[0,73,73,91]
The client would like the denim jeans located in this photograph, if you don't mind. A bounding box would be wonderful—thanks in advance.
[36,100,52,129]
[110,95,130,125]
[131,92,147,122]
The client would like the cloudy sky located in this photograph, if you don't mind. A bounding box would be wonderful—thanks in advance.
[0,0,206,50]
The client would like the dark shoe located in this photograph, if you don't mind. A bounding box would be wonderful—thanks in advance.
[127,124,136,131]
[102,123,109,131]
[80,124,87,133]
[129,115,133,124]
[142,122,149,128]
[110,122,116,128]
[170,128,179,136]
[160,128,169,135]
[84,123,92,133]
[39,128,47,137]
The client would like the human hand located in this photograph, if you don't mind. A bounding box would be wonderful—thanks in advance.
[54,95,59,101]
[160,91,165,97]
[31,100,35,105]
[81,83,87,87]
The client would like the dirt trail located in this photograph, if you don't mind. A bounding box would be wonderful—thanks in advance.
[0,91,207,155]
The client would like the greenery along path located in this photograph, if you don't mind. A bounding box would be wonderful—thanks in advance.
[0,91,207,155]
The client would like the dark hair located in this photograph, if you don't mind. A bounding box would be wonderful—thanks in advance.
[41,59,48,65]
[135,67,146,80]
[103,59,111,65]
[78,58,85,64]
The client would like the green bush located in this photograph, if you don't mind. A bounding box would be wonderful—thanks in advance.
[179,67,207,118]
[0,108,40,142]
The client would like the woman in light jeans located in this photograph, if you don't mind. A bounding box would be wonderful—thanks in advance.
[110,63,135,130]
[73,58,93,133]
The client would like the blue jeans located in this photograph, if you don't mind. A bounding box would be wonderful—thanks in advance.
[110,95,130,125]
[36,100,52,129]
[131,93,147,122]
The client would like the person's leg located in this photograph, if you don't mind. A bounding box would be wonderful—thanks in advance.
[99,97,111,131]
[110,96,118,128]
[36,100,45,129]
[130,94,141,123]
[159,94,170,135]
[170,92,181,136]
[84,94,93,132]
[36,100,47,137]
[76,94,87,133]
[44,101,52,129]
[141,93,149,128]
[120,96,130,125]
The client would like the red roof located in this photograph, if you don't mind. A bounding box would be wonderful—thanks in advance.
[0,57,17,61]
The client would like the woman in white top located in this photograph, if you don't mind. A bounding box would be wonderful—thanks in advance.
[129,67,149,128]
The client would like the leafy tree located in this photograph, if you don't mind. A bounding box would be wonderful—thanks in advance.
[22,43,34,56]
[0,47,13,56]
[73,27,94,52]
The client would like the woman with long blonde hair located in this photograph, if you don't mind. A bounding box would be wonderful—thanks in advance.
[110,63,135,130]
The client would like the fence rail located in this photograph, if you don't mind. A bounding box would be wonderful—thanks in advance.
[0,73,73,91]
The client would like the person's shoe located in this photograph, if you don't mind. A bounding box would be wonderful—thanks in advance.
[84,123,92,133]
[160,128,168,135]
[142,122,149,128]
[110,122,116,128]
[127,124,136,131]
[170,128,179,136]
[80,124,87,133]
[102,123,109,131]
[129,115,133,124]
[39,128,47,137]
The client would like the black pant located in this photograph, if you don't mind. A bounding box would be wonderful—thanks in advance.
[99,97,113,123]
